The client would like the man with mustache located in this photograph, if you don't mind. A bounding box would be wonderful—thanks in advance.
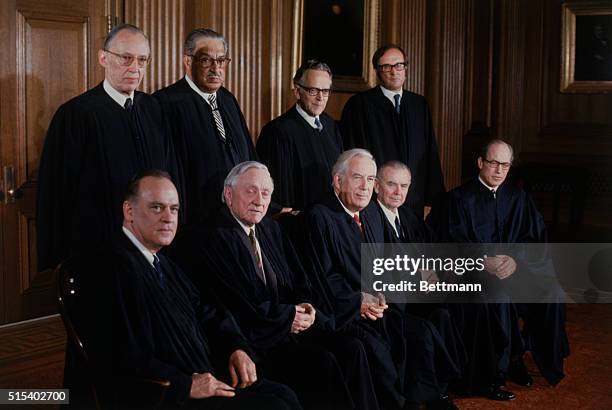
[37,23,174,272]
[154,28,256,226]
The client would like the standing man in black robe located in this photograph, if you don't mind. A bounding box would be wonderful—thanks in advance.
[428,139,569,396]
[36,24,174,271]
[154,29,256,226]
[341,44,444,218]
[75,170,301,410]
[173,161,378,410]
[257,60,343,214]
[304,149,460,409]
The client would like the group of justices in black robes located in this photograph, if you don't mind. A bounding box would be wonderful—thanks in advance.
[69,170,301,409]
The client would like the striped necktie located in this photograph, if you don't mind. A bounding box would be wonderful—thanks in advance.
[353,213,363,234]
[207,93,226,141]
[152,254,165,289]
[248,228,266,284]
[314,117,323,131]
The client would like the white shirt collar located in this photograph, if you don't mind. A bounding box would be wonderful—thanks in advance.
[228,209,255,236]
[103,79,134,108]
[478,176,498,193]
[334,191,359,219]
[295,104,321,129]
[185,74,216,106]
[377,199,400,236]
[122,226,156,267]
[380,85,403,106]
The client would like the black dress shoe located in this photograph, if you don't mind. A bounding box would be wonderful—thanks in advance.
[486,385,516,401]
[508,359,534,387]
[427,395,458,410]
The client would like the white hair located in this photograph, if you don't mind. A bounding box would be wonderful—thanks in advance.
[331,148,376,184]
[221,161,273,203]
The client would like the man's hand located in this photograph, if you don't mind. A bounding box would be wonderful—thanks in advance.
[228,349,257,388]
[485,255,517,280]
[190,372,235,399]
[360,292,388,320]
[291,303,316,333]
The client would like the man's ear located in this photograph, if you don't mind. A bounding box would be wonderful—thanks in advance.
[98,49,108,68]
[123,200,133,222]
[477,157,484,171]
[332,174,342,191]
[374,180,380,195]
[183,54,192,74]
[223,186,233,206]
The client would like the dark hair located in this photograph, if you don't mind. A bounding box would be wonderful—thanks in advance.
[184,28,228,56]
[124,169,173,202]
[479,139,514,161]
[371,44,407,68]
[103,23,149,50]
[377,160,411,179]
[293,59,333,83]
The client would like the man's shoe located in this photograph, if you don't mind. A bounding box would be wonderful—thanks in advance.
[487,385,516,401]
[427,395,458,410]
[508,359,533,387]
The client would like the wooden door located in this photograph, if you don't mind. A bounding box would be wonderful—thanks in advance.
[0,0,106,325]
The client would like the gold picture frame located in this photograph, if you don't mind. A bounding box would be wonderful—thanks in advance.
[292,0,380,92]
[561,1,612,93]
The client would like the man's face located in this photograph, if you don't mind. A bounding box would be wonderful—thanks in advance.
[99,30,150,95]
[293,69,332,117]
[375,167,411,212]
[224,168,274,226]
[185,37,227,93]
[334,156,377,212]
[123,177,179,253]
[478,143,513,187]
[376,48,406,92]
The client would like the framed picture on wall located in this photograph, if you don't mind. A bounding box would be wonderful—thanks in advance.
[561,1,612,93]
[292,0,380,92]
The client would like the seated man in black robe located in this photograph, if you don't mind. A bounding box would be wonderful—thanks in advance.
[304,149,460,409]
[75,170,300,410]
[257,60,343,215]
[154,28,256,226]
[428,139,569,397]
[37,23,175,272]
[340,44,445,219]
[172,161,377,410]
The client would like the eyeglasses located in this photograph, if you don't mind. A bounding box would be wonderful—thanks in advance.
[376,62,408,72]
[483,159,512,170]
[104,49,151,67]
[188,54,231,68]
[296,83,332,97]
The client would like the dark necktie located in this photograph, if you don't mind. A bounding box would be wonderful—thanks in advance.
[491,189,496,199]
[207,93,226,141]
[393,94,401,114]
[314,117,323,131]
[248,228,266,284]
[152,254,165,289]
[124,97,133,111]
[353,213,363,234]
[394,216,403,240]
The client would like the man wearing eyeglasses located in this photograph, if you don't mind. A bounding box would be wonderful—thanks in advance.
[36,23,174,272]
[256,60,342,216]
[341,44,445,220]
[428,139,569,400]
[154,28,256,227]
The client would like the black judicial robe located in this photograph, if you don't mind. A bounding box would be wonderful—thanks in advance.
[430,178,569,386]
[256,106,343,212]
[74,234,299,410]
[173,209,377,410]
[341,87,445,217]
[154,79,256,225]
[305,193,460,405]
[36,83,173,271]
[373,201,434,244]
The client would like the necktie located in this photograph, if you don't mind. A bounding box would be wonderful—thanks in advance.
[248,228,266,284]
[394,216,403,240]
[314,117,323,131]
[491,189,496,199]
[152,254,165,288]
[124,97,133,111]
[353,213,363,234]
[393,94,401,114]
[207,94,226,141]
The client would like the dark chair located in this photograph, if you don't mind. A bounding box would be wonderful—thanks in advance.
[56,258,171,409]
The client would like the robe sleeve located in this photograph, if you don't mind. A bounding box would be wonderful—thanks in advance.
[36,103,84,271]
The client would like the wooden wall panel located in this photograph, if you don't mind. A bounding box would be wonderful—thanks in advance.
[124,0,188,93]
